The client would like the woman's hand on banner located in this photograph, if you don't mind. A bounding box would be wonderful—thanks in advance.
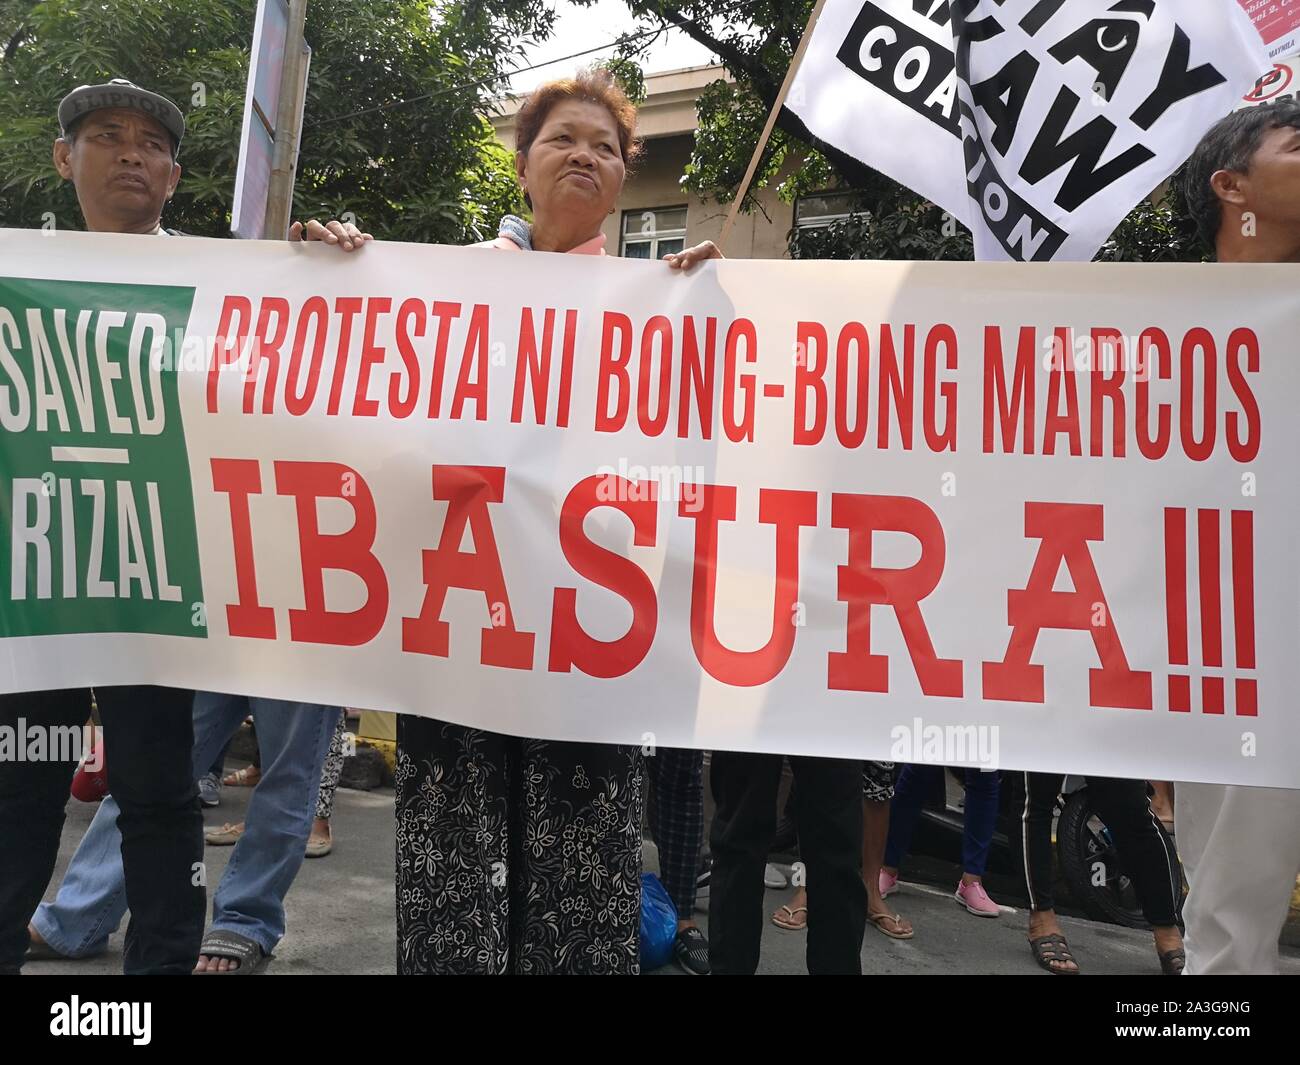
[289,218,373,252]
[664,240,722,271]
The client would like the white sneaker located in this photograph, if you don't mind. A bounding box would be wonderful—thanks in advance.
[764,863,788,889]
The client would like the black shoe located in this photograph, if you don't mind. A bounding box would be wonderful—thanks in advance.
[674,926,711,975]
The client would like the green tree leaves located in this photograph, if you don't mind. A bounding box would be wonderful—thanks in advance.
[0,0,542,241]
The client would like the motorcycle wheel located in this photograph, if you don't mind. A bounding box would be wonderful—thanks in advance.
[1057,789,1179,929]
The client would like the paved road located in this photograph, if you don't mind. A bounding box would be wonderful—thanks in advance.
[23,773,1300,976]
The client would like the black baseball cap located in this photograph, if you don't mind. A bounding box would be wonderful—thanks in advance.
[58,78,185,150]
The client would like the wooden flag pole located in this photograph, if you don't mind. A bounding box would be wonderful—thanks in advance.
[718,0,830,250]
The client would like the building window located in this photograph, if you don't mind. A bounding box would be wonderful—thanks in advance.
[794,191,862,231]
[621,206,688,259]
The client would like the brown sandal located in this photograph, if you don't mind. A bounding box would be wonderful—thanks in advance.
[1029,933,1080,974]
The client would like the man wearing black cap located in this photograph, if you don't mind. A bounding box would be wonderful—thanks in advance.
[0,79,200,975]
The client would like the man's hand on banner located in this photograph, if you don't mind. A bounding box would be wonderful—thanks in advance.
[289,218,373,252]
[664,240,722,271]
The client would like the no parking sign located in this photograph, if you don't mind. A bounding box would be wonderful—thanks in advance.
[1237,55,1300,107]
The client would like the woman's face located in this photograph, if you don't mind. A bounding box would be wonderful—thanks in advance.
[518,99,626,230]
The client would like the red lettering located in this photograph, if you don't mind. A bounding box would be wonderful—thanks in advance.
[401,465,534,669]
[1043,328,1081,456]
[1089,328,1126,458]
[923,324,958,453]
[1135,328,1171,460]
[1180,328,1216,462]
[325,297,363,416]
[982,325,1036,454]
[982,502,1152,709]
[512,306,555,425]
[549,475,658,677]
[680,484,816,686]
[211,458,275,639]
[638,315,673,436]
[274,461,388,645]
[829,494,962,695]
[449,304,489,421]
[284,297,329,416]
[207,295,251,414]
[794,320,828,445]
[353,297,392,417]
[388,298,425,419]
[596,311,633,432]
[1225,327,1260,462]
[243,297,289,415]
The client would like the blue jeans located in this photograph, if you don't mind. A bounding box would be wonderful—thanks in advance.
[883,765,1001,878]
[33,693,341,957]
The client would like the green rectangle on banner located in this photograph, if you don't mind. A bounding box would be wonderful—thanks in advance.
[0,276,204,638]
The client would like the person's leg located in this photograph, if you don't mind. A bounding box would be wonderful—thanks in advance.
[0,689,90,972]
[1179,783,1300,974]
[206,741,229,780]
[1087,775,1183,965]
[1150,780,1175,828]
[645,747,705,924]
[395,718,510,974]
[708,750,783,975]
[313,712,348,827]
[789,755,866,975]
[1020,771,1078,972]
[95,685,204,975]
[31,794,127,958]
[304,712,345,853]
[204,700,342,963]
[514,738,644,974]
[33,688,248,960]
[960,768,1001,880]
[862,762,911,936]
[882,763,934,873]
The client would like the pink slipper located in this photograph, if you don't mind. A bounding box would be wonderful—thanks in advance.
[954,879,1000,918]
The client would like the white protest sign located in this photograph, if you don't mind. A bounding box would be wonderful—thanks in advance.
[1,229,1297,787]
[787,1,1269,260]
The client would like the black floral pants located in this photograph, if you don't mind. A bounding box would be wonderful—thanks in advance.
[395,717,644,974]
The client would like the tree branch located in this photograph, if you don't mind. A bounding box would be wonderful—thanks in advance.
[655,8,774,92]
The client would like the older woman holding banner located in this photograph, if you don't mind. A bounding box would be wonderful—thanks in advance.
[296,68,719,974]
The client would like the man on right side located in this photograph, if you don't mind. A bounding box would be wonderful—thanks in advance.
[1178,99,1300,974]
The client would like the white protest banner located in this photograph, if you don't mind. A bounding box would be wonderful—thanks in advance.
[785,0,1269,261]
[1,229,1297,787]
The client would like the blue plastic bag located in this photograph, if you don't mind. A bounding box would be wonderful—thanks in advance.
[639,872,679,971]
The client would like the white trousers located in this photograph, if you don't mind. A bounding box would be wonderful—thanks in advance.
[1178,782,1300,975]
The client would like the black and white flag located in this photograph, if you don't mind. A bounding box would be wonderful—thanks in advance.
[786,1,1270,260]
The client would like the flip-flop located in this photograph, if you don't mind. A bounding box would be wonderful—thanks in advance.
[771,904,808,931]
[222,766,260,787]
[194,930,271,975]
[1029,933,1080,975]
[869,911,914,940]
